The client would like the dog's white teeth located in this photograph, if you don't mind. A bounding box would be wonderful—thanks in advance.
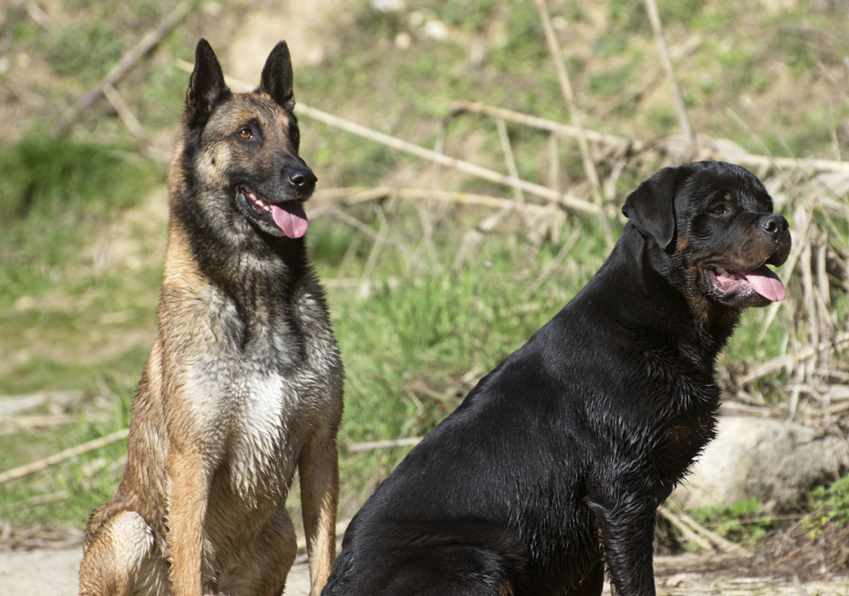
[247,192,271,212]
[715,267,728,277]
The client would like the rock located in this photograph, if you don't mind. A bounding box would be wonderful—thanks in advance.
[671,416,849,511]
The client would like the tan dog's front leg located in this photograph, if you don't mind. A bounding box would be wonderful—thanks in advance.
[167,448,209,596]
[299,434,339,596]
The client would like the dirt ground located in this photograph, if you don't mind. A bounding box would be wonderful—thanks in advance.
[2,544,848,596]
[0,545,313,595]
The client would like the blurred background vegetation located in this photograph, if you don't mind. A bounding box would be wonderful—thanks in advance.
[0,0,847,560]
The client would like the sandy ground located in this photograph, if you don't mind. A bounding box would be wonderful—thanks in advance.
[3,545,848,596]
[0,546,312,596]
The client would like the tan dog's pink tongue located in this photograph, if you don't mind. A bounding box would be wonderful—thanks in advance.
[744,265,786,302]
[270,201,308,238]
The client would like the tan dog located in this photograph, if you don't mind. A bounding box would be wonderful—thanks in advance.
[79,39,343,596]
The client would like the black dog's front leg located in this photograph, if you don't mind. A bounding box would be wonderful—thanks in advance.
[587,493,657,596]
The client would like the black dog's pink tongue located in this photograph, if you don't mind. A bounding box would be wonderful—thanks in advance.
[744,265,786,302]
[270,200,308,238]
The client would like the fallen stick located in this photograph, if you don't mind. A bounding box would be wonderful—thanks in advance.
[449,100,644,151]
[828,401,849,414]
[311,186,551,216]
[0,491,69,514]
[735,331,849,387]
[447,101,849,173]
[657,505,713,552]
[496,117,531,225]
[0,413,76,432]
[56,0,192,135]
[672,506,753,556]
[347,437,423,453]
[644,0,696,156]
[0,390,80,416]
[0,428,129,485]
[103,83,147,140]
[534,0,604,207]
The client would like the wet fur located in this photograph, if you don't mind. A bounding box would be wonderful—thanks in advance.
[79,40,343,596]
[322,162,790,596]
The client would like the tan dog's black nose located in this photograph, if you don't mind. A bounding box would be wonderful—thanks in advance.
[288,167,316,193]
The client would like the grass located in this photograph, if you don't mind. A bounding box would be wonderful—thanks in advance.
[0,133,163,310]
[688,497,773,547]
[0,0,847,545]
[805,472,849,536]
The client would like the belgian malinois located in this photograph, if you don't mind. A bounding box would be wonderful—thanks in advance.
[79,39,343,596]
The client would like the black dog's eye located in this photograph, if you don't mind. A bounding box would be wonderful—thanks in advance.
[711,204,729,215]
[237,128,253,140]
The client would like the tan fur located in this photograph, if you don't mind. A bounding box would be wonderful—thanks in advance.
[80,43,342,596]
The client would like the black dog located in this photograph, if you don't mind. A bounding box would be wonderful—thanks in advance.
[323,161,791,596]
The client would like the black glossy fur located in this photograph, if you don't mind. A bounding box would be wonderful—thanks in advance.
[322,162,791,596]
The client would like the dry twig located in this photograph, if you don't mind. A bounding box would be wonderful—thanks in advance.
[312,187,551,216]
[102,83,147,140]
[0,429,128,485]
[496,117,531,225]
[347,437,423,453]
[735,331,849,387]
[671,506,753,556]
[658,505,714,552]
[447,101,849,173]
[644,0,696,156]
[533,0,605,208]
[56,0,192,135]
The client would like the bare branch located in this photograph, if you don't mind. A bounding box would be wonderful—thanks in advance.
[644,0,697,157]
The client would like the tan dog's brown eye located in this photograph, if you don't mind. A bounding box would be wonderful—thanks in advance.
[238,128,253,140]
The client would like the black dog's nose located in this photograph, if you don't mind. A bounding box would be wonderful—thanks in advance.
[760,214,788,236]
[288,167,317,190]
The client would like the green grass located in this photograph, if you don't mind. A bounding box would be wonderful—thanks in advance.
[0,134,163,309]
[689,497,773,547]
[1,0,848,542]
[805,472,849,536]
[46,24,126,82]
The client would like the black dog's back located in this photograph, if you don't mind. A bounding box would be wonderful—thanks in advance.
[325,162,791,596]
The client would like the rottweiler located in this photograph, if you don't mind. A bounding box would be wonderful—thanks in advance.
[322,161,791,596]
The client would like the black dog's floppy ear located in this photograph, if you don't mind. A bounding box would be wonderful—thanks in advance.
[259,41,295,111]
[622,167,679,250]
[186,39,229,128]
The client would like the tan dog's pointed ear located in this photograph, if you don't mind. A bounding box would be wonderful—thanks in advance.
[259,41,295,111]
[186,39,230,128]
[622,167,680,250]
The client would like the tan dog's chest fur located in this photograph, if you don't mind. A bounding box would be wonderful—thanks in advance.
[80,40,342,596]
